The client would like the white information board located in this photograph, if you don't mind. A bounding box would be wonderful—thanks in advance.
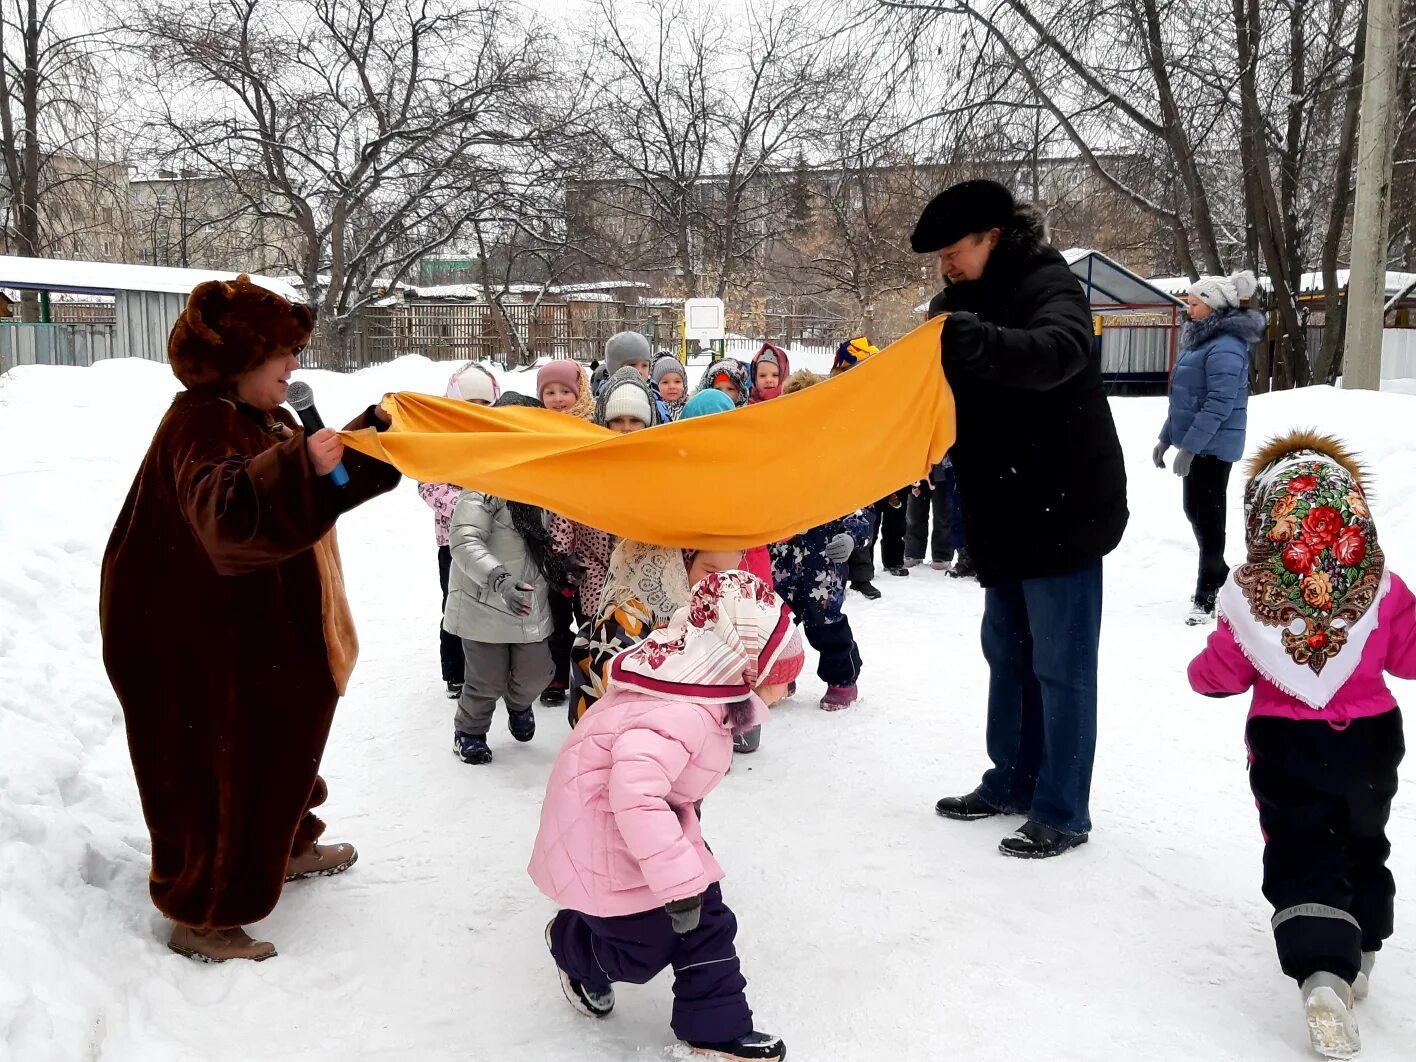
[683,297,726,341]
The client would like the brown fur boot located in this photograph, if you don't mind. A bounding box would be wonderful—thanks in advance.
[168,925,277,963]
[285,842,359,882]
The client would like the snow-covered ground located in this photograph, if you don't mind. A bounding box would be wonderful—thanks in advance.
[1,358,1414,1062]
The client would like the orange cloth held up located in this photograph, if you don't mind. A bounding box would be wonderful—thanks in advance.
[341,317,955,550]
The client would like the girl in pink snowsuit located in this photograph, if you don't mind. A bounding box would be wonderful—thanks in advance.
[1188,431,1415,1059]
[529,571,803,1061]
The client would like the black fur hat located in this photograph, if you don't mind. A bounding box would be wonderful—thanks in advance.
[910,179,1016,253]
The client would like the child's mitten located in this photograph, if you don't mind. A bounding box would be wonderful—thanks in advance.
[665,894,703,934]
[490,567,535,616]
[824,533,855,563]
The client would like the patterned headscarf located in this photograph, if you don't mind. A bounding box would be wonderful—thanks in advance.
[694,358,750,408]
[1218,433,1387,708]
[609,571,801,704]
[598,541,694,624]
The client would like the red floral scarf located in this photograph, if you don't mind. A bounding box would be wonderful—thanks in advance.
[1217,449,1388,708]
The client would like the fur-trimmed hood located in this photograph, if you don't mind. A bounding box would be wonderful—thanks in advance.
[1247,430,1368,492]
[781,368,823,395]
[1181,308,1266,352]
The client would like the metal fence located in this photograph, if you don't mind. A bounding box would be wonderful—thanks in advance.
[0,322,117,368]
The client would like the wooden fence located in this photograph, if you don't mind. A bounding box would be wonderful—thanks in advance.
[301,300,684,372]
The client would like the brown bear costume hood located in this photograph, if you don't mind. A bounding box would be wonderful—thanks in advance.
[168,274,315,388]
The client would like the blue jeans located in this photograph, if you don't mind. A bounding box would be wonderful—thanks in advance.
[976,560,1102,835]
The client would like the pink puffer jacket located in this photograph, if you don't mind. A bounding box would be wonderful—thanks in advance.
[528,688,767,917]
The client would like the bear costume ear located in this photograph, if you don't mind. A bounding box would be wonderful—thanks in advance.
[183,278,236,346]
[292,302,315,331]
[167,274,315,390]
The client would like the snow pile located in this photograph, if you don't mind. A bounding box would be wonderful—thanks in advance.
[1,364,1414,1061]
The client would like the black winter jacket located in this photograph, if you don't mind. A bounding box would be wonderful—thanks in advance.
[929,236,1127,586]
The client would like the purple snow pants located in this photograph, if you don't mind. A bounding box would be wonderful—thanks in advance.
[548,882,752,1043]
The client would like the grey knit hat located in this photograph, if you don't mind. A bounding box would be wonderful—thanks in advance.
[651,355,687,386]
[1191,270,1258,312]
[605,330,652,374]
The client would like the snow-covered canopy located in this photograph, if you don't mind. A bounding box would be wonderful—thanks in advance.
[1062,249,1184,309]
[0,256,299,301]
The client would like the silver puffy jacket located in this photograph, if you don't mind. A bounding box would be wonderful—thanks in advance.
[443,490,553,644]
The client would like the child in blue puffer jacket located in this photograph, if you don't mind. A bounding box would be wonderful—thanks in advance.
[1154,270,1265,624]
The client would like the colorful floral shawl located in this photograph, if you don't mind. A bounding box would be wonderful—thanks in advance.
[569,542,692,726]
[609,571,800,704]
[1217,447,1388,708]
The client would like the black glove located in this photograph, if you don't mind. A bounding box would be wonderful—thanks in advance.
[553,555,586,596]
[941,311,988,374]
[665,894,703,934]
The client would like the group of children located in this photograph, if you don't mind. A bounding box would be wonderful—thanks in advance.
[419,334,874,765]
[417,336,1409,1061]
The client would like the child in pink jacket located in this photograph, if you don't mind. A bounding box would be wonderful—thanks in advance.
[530,571,803,1061]
[1188,431,1415,1060]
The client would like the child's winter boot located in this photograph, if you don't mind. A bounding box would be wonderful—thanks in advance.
[684,1031,786,1060]
[1301,971,1360,1059]
[1353,952,1376,1001]
[454,731,493,764]
[507,705,536,742]
[819,684,857,711]
[540,681,567,707]
[544,920,614,1018]
[733,725,762,754]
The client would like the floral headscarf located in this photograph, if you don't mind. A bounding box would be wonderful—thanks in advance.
[598,540,693,624]
[1218,436,1388,708]
[694,358,751,408]
[609,571,800,704]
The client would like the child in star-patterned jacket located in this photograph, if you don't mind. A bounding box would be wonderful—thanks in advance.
[766,369,871,711]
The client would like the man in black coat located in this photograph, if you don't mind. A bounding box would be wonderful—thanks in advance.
[917,180,1128,858]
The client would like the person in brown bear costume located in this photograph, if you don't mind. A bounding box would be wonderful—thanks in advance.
[100,275,402,962]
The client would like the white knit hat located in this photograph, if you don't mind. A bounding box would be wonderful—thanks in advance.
[601,378,653,425]
[1191,270,1258,312]
[446,362,499,404]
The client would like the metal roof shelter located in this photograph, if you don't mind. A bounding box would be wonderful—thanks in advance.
[0,256,297,365]
[1062,248,1184,310]
[1062,249,1183,390]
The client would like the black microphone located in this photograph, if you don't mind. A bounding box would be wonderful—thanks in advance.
[286,381,349,487]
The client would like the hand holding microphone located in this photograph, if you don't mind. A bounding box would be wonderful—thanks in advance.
[307,430,345,476]
[286,381,349,487]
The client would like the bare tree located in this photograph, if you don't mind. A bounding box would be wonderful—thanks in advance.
[126,0,566,355]
[873,0,1365,389]
[1,0,122,317]
[573,0,841,301]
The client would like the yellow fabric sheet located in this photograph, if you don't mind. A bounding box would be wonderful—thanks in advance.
[341,316,954,549]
